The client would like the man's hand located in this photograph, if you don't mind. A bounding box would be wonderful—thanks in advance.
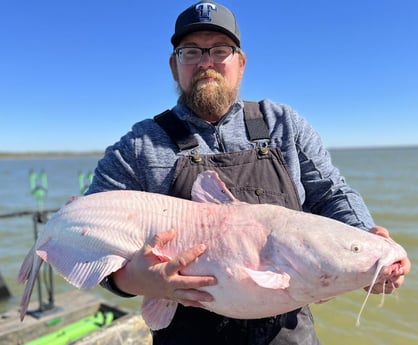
[112,229,217,307]
[365,226,411,294]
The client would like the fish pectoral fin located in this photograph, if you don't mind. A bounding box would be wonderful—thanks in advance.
[141,296,178,330]
[243,267,290,290]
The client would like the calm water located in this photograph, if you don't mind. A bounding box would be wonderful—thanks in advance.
[0,148,417,344]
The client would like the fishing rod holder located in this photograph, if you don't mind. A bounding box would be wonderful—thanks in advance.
[0,208,59,318]
[0,169,94,319]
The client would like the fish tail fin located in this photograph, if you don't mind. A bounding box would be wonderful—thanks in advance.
[17,244,36,284]
[17,246,44,321]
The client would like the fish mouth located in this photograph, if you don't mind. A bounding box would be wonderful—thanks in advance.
[378,258,406,283]
[374,237,407,283]
[356,256,407,326]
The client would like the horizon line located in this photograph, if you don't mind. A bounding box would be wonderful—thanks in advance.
[1,144,418,158]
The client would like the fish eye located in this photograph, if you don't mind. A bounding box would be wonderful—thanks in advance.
[351,243,362,253]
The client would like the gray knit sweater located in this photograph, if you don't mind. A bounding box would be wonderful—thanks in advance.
[86,99,375,231]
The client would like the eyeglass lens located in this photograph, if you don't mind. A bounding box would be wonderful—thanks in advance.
[176,46,236,64]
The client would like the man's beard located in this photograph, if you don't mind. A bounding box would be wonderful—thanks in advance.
[179,69,239,119]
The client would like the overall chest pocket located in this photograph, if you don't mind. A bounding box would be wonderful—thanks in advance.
[229,186,289,206]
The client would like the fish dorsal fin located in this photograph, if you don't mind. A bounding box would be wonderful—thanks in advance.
[191,170,239,204]
[141,296,178,330]
[243,267,290,290]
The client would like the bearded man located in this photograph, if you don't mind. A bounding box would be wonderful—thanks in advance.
[87,2,410,344]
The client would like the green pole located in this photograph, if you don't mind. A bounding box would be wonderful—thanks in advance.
[78,171,93,195]
[29,170,48,211]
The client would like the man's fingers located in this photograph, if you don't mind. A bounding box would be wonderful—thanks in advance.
[143,233,218,304]
[173,287,215,308]
[174,288,214,303]
[151,229,177,247]
[400,257,411,275]
[369,226,389,238]
[367,273,405,294]
[367,282,390,294]
[165,243,208,276]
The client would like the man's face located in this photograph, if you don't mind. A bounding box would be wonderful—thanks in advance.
[170,31,246,121]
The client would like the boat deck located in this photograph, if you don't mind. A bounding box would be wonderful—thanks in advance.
[0,290,151,345]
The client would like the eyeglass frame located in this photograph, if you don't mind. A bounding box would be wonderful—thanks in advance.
[173,45,241,65]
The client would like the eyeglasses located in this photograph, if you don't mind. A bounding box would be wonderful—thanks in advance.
[174,45,240,65]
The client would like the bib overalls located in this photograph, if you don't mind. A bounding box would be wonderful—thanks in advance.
[152,102,321,345]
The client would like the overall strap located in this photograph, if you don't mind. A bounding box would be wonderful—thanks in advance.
[243,101,270,141]
[153,101,270,151]
[154,110,199,151]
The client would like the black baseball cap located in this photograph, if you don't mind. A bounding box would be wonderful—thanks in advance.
[171,1,240,48]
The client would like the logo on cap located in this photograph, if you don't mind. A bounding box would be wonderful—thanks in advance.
[195,2,217,22]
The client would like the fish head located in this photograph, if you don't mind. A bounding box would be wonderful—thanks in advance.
[268,216,408,298]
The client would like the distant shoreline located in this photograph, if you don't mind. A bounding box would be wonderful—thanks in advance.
[1,145,417,159]
[0,151,104,159]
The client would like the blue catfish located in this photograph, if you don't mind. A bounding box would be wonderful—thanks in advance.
[18,171,408,330]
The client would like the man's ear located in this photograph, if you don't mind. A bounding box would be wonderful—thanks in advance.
[169,54,178,81]
[239,52,247,79]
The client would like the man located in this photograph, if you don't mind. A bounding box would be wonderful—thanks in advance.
[87,2,410,344]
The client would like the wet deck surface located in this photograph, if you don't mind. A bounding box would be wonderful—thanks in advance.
[0,290,151,345]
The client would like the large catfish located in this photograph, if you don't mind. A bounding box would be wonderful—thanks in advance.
[18,171,407,330]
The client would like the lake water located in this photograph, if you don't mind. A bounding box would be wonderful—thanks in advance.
[0,147,417,344]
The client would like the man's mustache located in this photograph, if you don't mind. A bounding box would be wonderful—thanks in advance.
[191,69,223,85]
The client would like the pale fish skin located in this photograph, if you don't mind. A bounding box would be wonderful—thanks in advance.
[18,171,408,330]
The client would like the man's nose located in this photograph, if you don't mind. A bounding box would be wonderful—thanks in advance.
[198,51,214,67]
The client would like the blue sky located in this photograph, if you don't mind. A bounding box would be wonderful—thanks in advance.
[1,0,417,152]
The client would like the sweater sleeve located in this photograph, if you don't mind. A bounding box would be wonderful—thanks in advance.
[260,99,375,231]
[85,117,179,196]
[294,113,375,230]
[85,131,144,195]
